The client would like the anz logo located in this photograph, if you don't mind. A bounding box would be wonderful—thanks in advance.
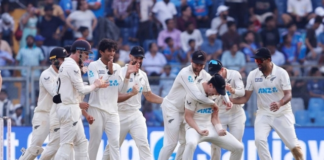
[227,91,231,96]
[197,108,213,114]
[258,87,278,94]
[109,80,119,86]
[188,76,194,83]
[126,87,143,93]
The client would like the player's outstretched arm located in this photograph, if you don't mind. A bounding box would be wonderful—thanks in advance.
[143,91,163,104]
[230,90,253,104]
[117,84,139,102]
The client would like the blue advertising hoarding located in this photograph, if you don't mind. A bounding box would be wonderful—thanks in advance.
[1,127,324,160]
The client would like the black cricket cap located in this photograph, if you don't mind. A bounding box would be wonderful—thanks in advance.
[49,47,67,60]
[192,50,206,65]
[209,73,226,95]
[71,39,93,53]
[208,59,223,75]
[130,46,145,58]
[252,47,271,59]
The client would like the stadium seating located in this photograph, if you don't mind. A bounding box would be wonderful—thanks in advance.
[314,111,324,126]
[308,98,324,118]
[291,98,305,113]
[295,110,312,126]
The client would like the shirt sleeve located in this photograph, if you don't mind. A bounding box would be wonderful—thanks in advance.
[180,33,188,52]
[142,73,151,92]
[178,71,215,105]
[157,32,164,47]
[233,71,245,97]
[287,0,292,13]
[306,0,312,13]
[16,49,22,61]
[245,71,254,91]
[196,30,203,47]
[69,65,96,94]
[87,62,100,92]
[185,95,196,111]
[152,2,159,13]
[280,69,292,90]
[40,72,57,97]
[172,4,177,16]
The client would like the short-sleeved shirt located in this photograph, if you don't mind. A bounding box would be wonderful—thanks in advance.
[243,43,258,62]
[88,0,105,18]
[152,1,177,29]
[16,46,44,77]
[280,44,298,63]
[40,4,64,17]
[37,16,65,46]
[118,65,151,111]
[88,59,122,114]
[249,0,277,15]
[112,0,132,16]
[287,0,312,16]
[185,81,215,126]
[200,40,222,55]
[67,10,96,40]
[59,0,72,17]
[307,80,324,95]
[245,64,292,116]
[187,0,212,17]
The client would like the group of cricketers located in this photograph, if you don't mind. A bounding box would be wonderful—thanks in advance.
[17,38,304,160]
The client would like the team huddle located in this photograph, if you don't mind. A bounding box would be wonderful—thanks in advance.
[17,38,304,160]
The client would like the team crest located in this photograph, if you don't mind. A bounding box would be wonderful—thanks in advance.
[255,78,263,82]
[188,76,194,82]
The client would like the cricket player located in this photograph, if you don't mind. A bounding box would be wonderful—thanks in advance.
[158,51,232,160]
[18,47,67,160]
[54,40,108,160]
[207,60,246,160]
[230,48,304,160]
[87,39,140,160]
[103,46,163,160]
[183,74,243,160]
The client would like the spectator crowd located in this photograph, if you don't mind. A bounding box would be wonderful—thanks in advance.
[0,0,323,126]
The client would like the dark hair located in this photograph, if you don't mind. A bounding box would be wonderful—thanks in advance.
[64,45,71,56]
[26,35,34,40]
[106,12,114,18]
[248,21,254,26]
[310,67,319,75]
[78,26,89,33]
[315,16,323,24]
[283,34,290,42]
[181,5,190,13]
[185,22,193,29]
[227,21,235,28]
[98,39,118,52]
[229,42,237,49]
[164,37,173,43]
[188,39,195,44]
[165,19,172,25]
[265,16,274,23]
[286,22,296,29]
[245,31,254,38]
[148,42,157,50]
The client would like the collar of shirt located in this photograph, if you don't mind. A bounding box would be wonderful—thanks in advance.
[97,58,107,68]
[49,65,58,76]
[256,63,278,78]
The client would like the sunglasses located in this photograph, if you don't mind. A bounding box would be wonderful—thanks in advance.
[209,60,219,65]
[254,58,266,64]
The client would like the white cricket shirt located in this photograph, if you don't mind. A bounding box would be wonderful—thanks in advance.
[246,64,292,116]
[118,65,151,112]
[58,57,96,105]
[216,69,245,114]
[164,65,215,113]
[34,66,58,113]
[185,81,215,126]
[87,59,123,114]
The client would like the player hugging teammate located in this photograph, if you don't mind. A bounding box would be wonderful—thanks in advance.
[19,37,303,160]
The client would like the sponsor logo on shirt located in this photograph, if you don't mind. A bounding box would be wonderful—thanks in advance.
[227,91,231,96]
[139,87,143,93]
[89,70,94,77]
[74,70,79,74]
[197,108,213,114]
[127,88,133,93]
[168,119,174,123]
[197,78,203,83]
[130,78,133,82]
[44,76,50,80]
[109,80,119,86]
[227,79,232,83]
[98,70,105,74]
[187,101,192,105]
[258,87,278,94]
[188,76,194,82]
[255,78,263,82]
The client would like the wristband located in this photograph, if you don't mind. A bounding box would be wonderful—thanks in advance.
[222,94,230,103]
[214,124,223,132]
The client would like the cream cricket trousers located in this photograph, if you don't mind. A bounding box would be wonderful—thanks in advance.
[211,108,246,160]
[254,112,300,160]
[88,107,120,160]
[19,111,50,160]
[104,110,153,160]
[183,123,244,160]
[54,104,89,160]
[39,104,61,160]
[158,102,186,160]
